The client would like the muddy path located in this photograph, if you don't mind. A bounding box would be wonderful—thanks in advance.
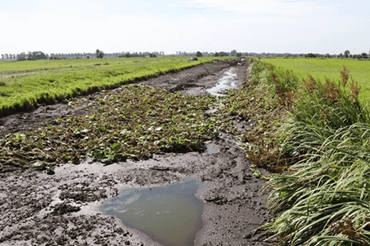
[0,58,273,246]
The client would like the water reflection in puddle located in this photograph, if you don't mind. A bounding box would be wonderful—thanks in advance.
[206,68,237,96]
[100,178,205,246]
[205,143,220,154]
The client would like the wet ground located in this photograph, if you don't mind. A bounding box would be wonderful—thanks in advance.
[0,58,273,245]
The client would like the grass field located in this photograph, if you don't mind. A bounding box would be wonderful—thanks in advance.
[0,57,219,115]
[261,58,370,100]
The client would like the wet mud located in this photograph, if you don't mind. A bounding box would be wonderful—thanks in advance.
[0,58,273,245]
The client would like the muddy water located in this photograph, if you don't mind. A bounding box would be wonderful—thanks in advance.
[206,68,238,96]
[99,178,206,246]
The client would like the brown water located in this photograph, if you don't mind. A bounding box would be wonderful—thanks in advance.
[100,178,205,246]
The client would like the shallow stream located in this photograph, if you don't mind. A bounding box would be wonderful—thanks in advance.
[206,68,238,96]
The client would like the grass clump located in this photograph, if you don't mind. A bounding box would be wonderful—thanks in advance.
[246,59,370,245]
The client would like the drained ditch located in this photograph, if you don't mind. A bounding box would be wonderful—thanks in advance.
[0,58,272,246]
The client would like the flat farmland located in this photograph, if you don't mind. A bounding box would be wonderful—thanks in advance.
[0,57,218,115]
[262,57,370,100]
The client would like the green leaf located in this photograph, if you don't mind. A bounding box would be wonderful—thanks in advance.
[63,155,70,161]
[15,134,25,141]
[93,150,105,160]
[111,142,122,152]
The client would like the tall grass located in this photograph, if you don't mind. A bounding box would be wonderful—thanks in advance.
[247,60,370,245]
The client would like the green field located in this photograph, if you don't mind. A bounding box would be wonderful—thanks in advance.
[262,58,370,100]
[0,56,219,115]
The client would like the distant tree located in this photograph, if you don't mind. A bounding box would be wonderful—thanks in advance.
[230,50,237,56]
[214,52,219,57]
[325,53,330,58]
[344,50,350,58]
[96,49,104,58]
[305,53,317,58]
[219,51,228,57]
[361,53,368,59]
[236,52,242,57]
[17,52,27,61]
[196,51,203,57]
[34,51,47,60]
[339,53,344,58]
[125,52,130,58]
[26,51,47,60]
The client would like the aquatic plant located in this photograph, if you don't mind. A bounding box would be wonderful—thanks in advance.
[0,84,233,167]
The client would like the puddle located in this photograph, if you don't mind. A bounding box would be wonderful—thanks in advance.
[205,143,220,154]
[100,178,206,246]
[206,68,238,96]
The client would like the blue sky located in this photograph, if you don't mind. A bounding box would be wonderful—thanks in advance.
[1,0,369,55]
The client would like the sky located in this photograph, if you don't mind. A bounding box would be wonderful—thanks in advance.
[1,0,369,55]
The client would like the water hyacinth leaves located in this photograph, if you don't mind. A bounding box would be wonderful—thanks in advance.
[0,83,233,168]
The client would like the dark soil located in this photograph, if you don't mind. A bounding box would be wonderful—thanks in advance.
[0,58,273,245]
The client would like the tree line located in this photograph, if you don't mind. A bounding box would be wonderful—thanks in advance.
[305,50,369,59]
[0,49,242,61]
[0,50,169,61]
[4,49,367,61]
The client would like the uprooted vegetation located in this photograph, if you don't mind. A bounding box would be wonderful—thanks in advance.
[0,84,238,170]
[242,60,370,245]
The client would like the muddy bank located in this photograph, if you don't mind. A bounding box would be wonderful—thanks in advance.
[0,58,273,245]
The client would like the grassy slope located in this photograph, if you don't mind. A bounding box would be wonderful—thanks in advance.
[262,58,370,100]
[244,59,370,245]
[0,57,218,114]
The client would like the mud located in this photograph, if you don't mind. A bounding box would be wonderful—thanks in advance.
[0,58,273,245]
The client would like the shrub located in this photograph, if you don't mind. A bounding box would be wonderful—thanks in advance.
[96,49,104,59]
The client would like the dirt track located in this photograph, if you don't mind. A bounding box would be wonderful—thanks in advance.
[0,59,273,246]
